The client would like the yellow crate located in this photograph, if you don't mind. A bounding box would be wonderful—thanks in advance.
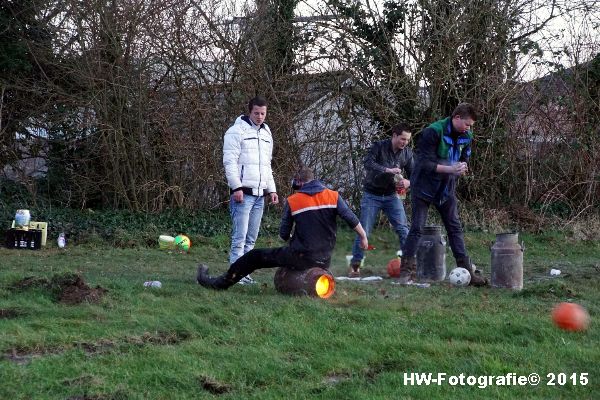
[11,221,48,246]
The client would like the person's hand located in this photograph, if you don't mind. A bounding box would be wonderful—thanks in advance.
[233,190,244,203]
[270,192,279,204]
[359,236,369,250]
[396,178,410,189]
[452,162,468,176]
[387,167,402,175]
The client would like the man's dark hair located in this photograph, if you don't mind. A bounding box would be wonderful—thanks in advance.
[294,165,314,183]
[248,96,268,112]
[452,103,478,120]
[391,123,411,136]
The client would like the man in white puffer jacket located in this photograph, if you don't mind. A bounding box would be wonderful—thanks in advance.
[223,96,279,284]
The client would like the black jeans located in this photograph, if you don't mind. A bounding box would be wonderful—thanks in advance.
[402,194,468,260]
[226,246,330,283]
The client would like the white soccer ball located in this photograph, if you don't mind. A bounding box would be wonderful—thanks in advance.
[448,267,471,287]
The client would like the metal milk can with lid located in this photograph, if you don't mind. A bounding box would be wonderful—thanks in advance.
[416,225,447,282]
[491,232,524,290]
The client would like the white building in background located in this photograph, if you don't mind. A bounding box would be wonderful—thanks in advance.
[281,72,379,199]
[2,126,48,182]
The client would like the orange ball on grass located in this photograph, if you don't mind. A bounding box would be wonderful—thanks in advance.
[387,258,401,278]
[551,302,590,332]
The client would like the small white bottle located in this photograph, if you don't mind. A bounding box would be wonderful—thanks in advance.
[143,281,162,288]
[57,233,66,248]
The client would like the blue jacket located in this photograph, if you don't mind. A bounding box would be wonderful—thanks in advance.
[279,180,359,263]
[411,118,472,205]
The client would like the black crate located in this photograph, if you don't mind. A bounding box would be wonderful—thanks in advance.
[4,229,42,250]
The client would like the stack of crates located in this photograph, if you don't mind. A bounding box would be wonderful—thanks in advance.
[5,221,48,250]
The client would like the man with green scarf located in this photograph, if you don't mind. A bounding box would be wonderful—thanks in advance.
[399,103,487,286]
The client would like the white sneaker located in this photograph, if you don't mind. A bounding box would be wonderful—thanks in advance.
[237,275,256,285]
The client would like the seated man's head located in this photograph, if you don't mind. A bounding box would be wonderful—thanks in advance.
[291,166,314,189]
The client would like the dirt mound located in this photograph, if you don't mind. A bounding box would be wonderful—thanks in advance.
[54,274,108,305]
[11,273,107,305]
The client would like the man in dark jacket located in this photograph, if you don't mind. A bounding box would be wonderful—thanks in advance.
[196,166,368,290]
[399,103,487,286]
[349,123,414,276]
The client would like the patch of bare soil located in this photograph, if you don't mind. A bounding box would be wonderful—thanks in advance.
[65,389,128,400]
[11,273,107,304]
[56,275,108,305]
[61,374,97,387]
[0,308,26,319]
[125,330,191,346]
[198,375,231,395]
[10,276,49,290]
[5,331,190,365]
[322,371,351,385]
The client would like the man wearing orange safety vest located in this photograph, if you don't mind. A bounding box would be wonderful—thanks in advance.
[196,166,368,290]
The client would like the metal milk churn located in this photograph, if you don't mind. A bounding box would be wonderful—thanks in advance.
[491,232,524,290]
[416,225,446,281]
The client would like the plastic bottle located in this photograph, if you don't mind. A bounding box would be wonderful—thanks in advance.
[57,233,66,248]
[143,281,162,288]
[394,174,406,199]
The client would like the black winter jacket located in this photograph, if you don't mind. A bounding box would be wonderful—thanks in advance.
[279,180,359,263]
[363,139,414,196]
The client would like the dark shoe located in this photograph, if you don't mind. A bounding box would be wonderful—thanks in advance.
[397,255,416,284]
[348,260,361,277]
[469,268,488,287]
[196,264,231,290]
[456,257,488,287]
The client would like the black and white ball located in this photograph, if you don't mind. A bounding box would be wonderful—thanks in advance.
[448,267,471,286]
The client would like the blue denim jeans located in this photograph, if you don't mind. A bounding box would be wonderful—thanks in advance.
[352,191,409,263]
[229,194,265,264]
[402,194,467,260]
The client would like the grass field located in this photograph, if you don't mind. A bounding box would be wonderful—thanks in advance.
[1,228,599,399]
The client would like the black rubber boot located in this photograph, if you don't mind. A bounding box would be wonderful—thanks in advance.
[456,257,488,287]
[196,264,234,290]
[397,255,416,284]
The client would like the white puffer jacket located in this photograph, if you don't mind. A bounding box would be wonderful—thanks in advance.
[223,115,276,196]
